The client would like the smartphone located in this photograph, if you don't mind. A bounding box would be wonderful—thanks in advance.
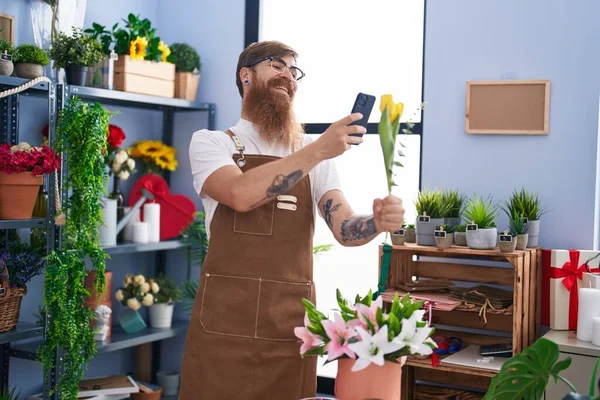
[349,92,375,143]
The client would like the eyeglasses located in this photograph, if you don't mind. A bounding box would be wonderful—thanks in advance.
[246,56,305,82]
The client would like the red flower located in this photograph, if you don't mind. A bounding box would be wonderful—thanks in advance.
[42,124,49,138]
[0,144,61,176]
[107,124,125,148]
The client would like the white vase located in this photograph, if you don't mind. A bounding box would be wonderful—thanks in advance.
[149,303,174,329]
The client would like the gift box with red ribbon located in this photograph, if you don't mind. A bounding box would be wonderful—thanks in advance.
[542,249,600,330]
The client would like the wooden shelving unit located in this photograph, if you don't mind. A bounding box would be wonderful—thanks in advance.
[379,243,542,398]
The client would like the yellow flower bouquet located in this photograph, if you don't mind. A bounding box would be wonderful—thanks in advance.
[129,140,178,174]
[378,94,405,194]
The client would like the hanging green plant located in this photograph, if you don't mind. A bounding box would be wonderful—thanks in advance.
[39,96,112,399]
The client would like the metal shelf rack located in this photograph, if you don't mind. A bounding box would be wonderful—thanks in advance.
[0,75,214,399]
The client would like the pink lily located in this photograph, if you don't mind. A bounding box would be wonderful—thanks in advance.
[352,296,383,331]
[321,313,356,361]
[294,313,323,354]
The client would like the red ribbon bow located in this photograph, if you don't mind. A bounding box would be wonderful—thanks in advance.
[550,250,600,330]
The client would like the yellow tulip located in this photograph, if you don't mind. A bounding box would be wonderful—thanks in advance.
[391,102,404,122]
[380,94,394,114]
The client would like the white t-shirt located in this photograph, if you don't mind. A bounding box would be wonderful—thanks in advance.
[189,118,342,238]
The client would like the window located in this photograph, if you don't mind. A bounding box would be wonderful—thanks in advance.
[246,0,426,379]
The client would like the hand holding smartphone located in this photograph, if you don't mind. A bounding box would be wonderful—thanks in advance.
[349,92,375,144]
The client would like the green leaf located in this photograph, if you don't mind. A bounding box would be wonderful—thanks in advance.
[590,358,600,396]
[393,161,404,167]
[484,338,575,400]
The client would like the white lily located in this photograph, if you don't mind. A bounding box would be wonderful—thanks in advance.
[392,310,435,356]
[347,325,404,372]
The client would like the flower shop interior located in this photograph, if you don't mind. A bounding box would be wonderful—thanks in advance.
[1,0,600,399]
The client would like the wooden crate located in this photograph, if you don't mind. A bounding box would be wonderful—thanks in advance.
[114,55,175,98]
[378,244,542,399]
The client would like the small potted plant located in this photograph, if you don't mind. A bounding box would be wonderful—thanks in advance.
[434,224,455,248]
[115,273,154,333]
[505,188,545,248]
[403,224,416,243]
[12,44,50,79]
[147,274,180,329]
[440,189,465,227]
[50,28,104,86]
[391,224,409,246]
[498,230,517,253]
[0,38,14,76]
[0,142,61,220]
[508,209,529,250]
[0,238,45,333]
[454,224,467,246]
[415,189,444,246]
[463,194,499,250]
[171,43,201,101]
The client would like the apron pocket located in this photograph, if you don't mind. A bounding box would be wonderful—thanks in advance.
[199,273,260,338]
[256,278,312,341]
[233,201,275,236]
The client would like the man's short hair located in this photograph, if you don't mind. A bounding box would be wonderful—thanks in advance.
[236,41,298,98]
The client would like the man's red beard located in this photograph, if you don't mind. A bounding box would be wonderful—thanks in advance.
[242,76,304,149]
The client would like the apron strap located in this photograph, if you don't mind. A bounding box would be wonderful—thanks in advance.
[225,129,247,167]
[374,243,392,300]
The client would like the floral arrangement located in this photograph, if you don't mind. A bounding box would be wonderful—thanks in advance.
[0,142,61,176]
[104,124,136,180]
[149,274,180,305]
[295,290,436,372]
[129,140,177,173]
[0,241,45,290]
[115,273,157,311]
[112,14,173,63]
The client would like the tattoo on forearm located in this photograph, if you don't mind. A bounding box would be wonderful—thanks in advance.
[323,199,342,229]
[340,216,377,242]
[249,169,304,209]
[266,170,303,196]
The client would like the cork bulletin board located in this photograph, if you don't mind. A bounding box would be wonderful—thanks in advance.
[465,80,550,135]
[0,14,14,43]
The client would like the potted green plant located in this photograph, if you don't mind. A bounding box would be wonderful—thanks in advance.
[147,274,180,329]
[454,224,467,246]
[440,189,465,226]
[434,224,455,249]
[170,42,201,101]
[505,188,546,248]
[415,189,444,246]
[498,230,517,253]
[507,209,529,250]
[12,44,50,79]
[83,22,116,89]
[0,38,14,76]
[463,194,499,250]
[50,28,104,86]
[484,337,599,400]
[404,223,416,243]
[391,224,408,246]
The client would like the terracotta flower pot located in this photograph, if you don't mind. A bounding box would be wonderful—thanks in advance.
[0,172,43,219]
[335,357,405,400]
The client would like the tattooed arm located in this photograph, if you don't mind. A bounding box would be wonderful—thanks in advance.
[319,190,406,247]
[318,190,382,247]
[202,141,326,212]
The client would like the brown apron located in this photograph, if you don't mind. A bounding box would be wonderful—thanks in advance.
[179,130,318,400]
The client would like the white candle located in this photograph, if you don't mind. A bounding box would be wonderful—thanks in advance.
[143,203,161,243]
[123,207,140,242]
[132,221,149,244]
[576,288,600,341]
[99,198,117,246]
[592,317,600,347]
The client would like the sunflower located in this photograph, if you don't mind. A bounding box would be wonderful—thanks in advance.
[130,37,148,61]
[154,150,178,171]
[135,141,167,157]
[158,41,171,63]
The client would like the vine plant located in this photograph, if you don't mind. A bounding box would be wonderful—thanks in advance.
[40,97,112,398]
